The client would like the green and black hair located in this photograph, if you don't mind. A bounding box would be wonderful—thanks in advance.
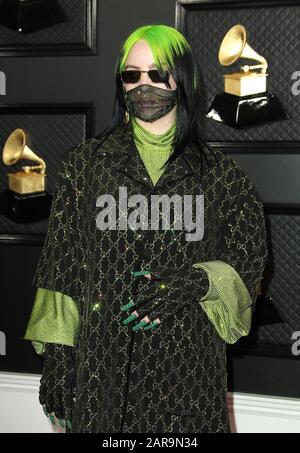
[97,24,218,173]
[118,24,199,91]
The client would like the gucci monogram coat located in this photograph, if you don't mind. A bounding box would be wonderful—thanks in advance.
[30,121,268,433]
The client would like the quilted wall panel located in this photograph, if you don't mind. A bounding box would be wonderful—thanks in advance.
[251,213,300,346]
[0,0,92,48]
[180,2,300,141]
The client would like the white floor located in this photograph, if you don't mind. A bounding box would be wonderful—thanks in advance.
[0,372,300,433]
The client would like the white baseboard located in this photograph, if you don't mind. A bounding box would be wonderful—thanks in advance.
[0,372,63,433]
[0,372,300,433]
[227,392,300,433]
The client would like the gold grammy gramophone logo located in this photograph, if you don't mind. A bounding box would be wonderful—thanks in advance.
[206,24,288,128]
[218,24,268,97]
[0,128,52,223]
[3,128,46,194]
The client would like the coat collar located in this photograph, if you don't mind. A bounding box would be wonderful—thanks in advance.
[90,120,202,191]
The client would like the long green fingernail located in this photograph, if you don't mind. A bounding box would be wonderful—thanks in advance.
[42,406,50,418]
[66,420,72,430]
[144,321,160,330]
[123,313,138,325]
[131,270,150,276]
[132,320,148,331]
[58,419,66,428]
[121,300,135,312]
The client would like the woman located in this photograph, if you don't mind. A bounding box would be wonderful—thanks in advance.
[24,24,268,433]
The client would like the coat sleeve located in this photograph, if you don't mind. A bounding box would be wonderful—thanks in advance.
[24,146,80,354]
[193,159,268,344]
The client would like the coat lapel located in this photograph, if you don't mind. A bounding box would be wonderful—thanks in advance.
[91,121,200,191]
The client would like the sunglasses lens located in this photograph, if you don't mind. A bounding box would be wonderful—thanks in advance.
[121,70,140,83]
[120,69,170,84]
[149,70,170,83]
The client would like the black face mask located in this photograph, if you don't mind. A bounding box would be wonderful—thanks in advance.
[123,84,178,123]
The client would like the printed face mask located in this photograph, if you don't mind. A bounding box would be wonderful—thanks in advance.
[123,84,178,123]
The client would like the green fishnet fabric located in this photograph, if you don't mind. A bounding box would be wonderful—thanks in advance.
[24,288,80,355]
[131,116,174,185]
[193,260,253,344]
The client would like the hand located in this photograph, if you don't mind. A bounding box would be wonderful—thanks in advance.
[39,343,76,426]
[121,266,209,331]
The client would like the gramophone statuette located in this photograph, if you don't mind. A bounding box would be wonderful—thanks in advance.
[3,128,46,194]
[0,128,52,223]
[205,24,288,128]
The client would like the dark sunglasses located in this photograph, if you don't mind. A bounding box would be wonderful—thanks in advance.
[119,69,170,84]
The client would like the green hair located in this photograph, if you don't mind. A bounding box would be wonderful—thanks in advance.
[119,24,198,90]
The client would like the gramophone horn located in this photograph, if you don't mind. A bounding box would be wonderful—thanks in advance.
[2,128,45,174]
[218,24,267,73]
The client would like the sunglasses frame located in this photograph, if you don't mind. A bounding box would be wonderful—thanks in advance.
[119,69,170,85]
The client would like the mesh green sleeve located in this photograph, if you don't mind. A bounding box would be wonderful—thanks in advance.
[192,260,253,344]
[195,159,268,344]
[24,287,80,355]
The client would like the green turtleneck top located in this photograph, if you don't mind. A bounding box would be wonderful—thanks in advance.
[131,116,175,185]
[24,117,253,354]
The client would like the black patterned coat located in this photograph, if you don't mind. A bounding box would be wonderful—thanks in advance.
[32,121,268,433]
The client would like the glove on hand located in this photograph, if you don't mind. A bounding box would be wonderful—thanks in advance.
[39,343,77,422]
[122,266,210,331]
